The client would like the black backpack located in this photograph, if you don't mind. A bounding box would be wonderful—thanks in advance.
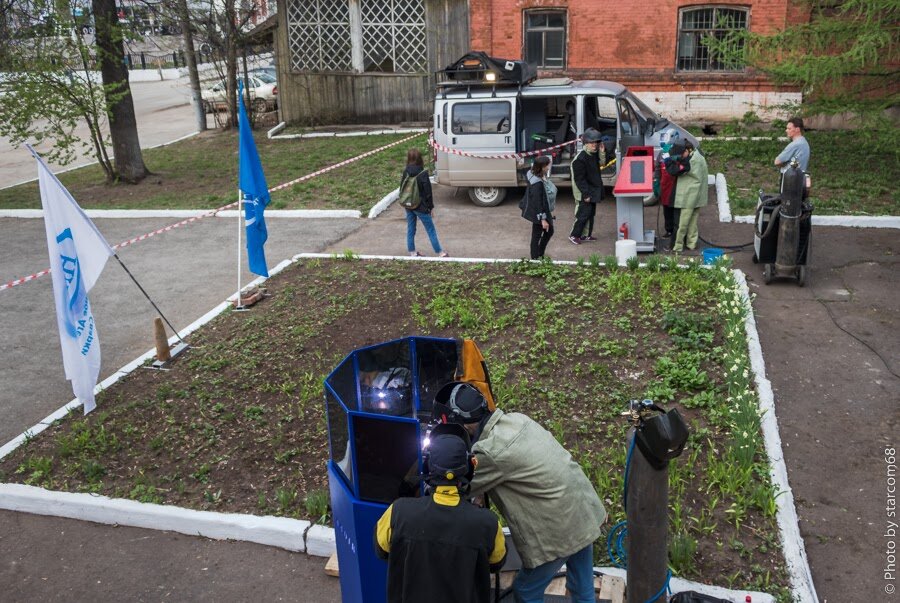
[398,171,422,210]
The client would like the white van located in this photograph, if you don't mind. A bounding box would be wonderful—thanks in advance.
[432,53,697,206]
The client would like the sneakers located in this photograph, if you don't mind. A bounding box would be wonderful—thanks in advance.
[410,251,423,257]
[568,235,581,245]
[438,251,449,257]
[580,235,597,242]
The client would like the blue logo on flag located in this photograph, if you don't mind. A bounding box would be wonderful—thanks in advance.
[55,227,88,338]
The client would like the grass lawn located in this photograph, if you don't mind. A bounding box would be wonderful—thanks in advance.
[0,130,428,212]
[0,256,790,600]
[702,130,899,216]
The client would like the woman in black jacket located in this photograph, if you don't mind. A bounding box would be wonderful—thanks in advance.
[521,155,555,259]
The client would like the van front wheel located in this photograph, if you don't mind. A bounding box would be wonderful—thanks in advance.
[467,187,507,207]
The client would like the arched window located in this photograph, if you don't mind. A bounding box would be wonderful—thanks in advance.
[524,10,567,69]
[677,6,749,72]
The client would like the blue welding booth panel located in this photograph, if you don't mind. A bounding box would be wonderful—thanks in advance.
[329,461,389,603]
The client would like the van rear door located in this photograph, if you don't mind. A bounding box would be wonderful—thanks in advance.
[445,99,517,186]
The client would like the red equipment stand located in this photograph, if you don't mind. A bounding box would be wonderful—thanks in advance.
[613,147,656,253]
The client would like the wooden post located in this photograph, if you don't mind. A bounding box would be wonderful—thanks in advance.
[154,317,171,363]
[625,428,668,603]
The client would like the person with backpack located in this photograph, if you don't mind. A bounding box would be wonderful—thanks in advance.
[400,149,449,257]
[520,155,556,259]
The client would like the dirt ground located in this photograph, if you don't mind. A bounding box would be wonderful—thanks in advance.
[0,183,897,602]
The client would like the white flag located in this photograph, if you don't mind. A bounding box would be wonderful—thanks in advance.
[36,152,113,414]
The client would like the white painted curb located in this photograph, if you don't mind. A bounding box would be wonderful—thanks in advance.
[0,208,362,219]
[733,213,900,228]
[270,127,428,140]
[369,188,399,219]
[596,567,774,603]
[368,176,438,219]
[715,173,899,228]
[0,483,309,552]
[715,173,732,223]
[267,122,287,138]
[697,136,789,142]
[734,269,819,603]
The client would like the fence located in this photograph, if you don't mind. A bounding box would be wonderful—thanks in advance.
[123,50,216,70]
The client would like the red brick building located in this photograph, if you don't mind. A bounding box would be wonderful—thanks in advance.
[274,0,808,124]
[468,0,810,121]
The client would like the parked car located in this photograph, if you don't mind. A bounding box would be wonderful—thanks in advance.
[201,75,277,113]
[250,66,277,81]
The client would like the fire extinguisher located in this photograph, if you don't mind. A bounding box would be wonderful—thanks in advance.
[618,222,629,240]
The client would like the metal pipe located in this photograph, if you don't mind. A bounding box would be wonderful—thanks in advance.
[625,428,668,603]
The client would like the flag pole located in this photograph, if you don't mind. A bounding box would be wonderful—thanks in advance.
[236,188,243,310]
[113,254,188,345]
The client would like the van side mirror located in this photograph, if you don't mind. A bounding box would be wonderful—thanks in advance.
[646,117,657,133]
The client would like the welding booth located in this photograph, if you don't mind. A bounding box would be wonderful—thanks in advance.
[324,336,464,603]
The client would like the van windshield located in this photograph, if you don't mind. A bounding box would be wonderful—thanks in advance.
[622,91,660,121]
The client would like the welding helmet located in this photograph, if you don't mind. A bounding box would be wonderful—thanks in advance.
[422,423,475,488]
[582,128,603,144]
[432,381,489,425]
[659,128,680,153]
[634,403,690,470]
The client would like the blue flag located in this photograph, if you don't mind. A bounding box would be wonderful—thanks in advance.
[238,80,269,277]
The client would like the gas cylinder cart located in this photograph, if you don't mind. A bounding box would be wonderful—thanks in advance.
[613,147,657,253]
[752,160,813,286]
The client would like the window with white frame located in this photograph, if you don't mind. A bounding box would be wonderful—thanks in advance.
[524,10,566,69]
[676,6,748,72]
[287,0,427,74]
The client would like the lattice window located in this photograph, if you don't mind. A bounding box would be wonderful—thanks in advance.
[361,0,427,73]
[677,6,748,72]
[287,0,352,72]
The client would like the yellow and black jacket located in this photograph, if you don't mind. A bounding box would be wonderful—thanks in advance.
[374,486,506,603]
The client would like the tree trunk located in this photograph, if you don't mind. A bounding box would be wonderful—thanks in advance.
[176,0,206,131]
[224,0,239,128]
[91,0,149,183]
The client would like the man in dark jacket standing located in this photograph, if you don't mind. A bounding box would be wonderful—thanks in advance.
[375,426,507,603]
[569,128,605,245]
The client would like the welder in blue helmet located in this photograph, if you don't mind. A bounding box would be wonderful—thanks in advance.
[433,382,607,603]
[375,423,506,603]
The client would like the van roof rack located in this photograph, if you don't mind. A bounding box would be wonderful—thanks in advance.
[438,51,537,88]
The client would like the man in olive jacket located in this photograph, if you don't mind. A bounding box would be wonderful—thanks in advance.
[433,382,607,603]
[670,141,709,253]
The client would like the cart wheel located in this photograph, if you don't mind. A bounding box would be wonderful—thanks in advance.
[752,252,759,264]
[798,265,808,287]
[763,264,773,284]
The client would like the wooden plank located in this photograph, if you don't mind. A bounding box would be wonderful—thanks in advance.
[324,553,340,577]
[496,571,625,602]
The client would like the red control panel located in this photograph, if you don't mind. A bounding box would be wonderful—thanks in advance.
[612,155,654,195]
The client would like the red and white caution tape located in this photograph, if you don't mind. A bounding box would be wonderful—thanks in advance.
[269,131,423,192]
[1,131,426,293]
[428,134,578,160]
